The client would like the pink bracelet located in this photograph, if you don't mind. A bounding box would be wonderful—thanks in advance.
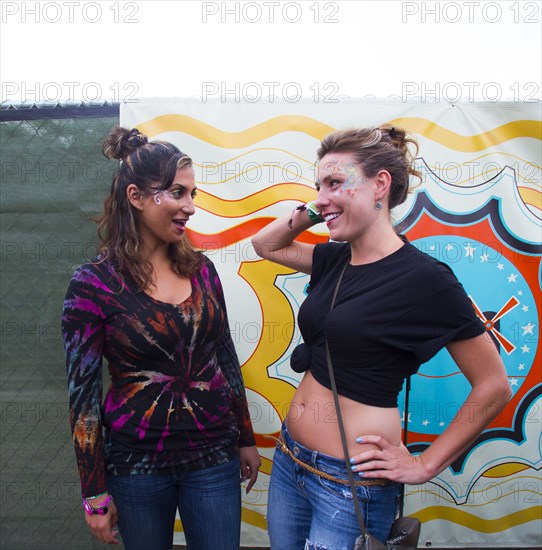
[85,491,108,500]
[82,494,113,516]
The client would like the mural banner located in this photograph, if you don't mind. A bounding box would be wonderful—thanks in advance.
[121,99,541,547]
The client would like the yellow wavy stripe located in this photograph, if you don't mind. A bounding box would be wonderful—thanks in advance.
[482,462,534,478]
[260,455,273,476]
[174,519,184,533]
[196,184,317,216]
[241,507,268,530]
[519,187,542,209]
[414,506,542,532]
[137,114,335,148]
[389,118,542,152]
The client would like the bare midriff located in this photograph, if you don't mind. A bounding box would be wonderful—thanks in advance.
[286,371,402,458]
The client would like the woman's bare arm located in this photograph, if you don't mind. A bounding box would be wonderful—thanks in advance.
[251,207,319,274]
[350,332,512,484]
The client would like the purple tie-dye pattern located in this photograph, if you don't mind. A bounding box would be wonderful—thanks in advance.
[157,425,170,452]
[136,415,150,439]
[110,411,135,431]
[73,268,112,293]
[82,322,101,341]
[62,257,255,498]
[70,297,104,318]
[103,387,131,412]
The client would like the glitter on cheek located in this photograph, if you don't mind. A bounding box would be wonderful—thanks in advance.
[342,166,363,189]
[334,186,358,199]
[332,165,364,197]
[319,161,365,198]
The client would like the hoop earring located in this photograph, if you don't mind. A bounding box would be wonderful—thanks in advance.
[375,201,383,211]
[153,194,162,205]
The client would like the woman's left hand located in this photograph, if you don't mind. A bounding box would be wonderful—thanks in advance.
[239,446,261,494]
[350,435,430,485]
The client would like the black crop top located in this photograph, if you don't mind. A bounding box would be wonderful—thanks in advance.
[297,241,486,408]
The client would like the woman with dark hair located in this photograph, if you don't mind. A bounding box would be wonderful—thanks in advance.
[252,125,511,549]
[62,127,260,549]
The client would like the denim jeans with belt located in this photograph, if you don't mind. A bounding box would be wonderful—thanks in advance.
[106,456,241,550]
[267,422,402,550]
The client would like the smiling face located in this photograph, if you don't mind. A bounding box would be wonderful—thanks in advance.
[129,166,197,251]
[314,151,380,243]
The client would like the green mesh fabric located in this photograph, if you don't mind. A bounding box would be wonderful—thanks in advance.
[1,110,119,549]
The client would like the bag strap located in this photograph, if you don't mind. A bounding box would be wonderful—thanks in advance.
[325,261,368,534]
[324,261,412,534]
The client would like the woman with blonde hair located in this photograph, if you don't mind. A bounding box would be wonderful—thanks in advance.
[252,125,510,549]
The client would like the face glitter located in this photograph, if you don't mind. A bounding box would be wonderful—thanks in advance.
[151,186,197,205]
[318,160,366,198]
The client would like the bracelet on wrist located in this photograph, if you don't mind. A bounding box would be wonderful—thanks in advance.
[305,201,325,224]
[287,201,324,229]
[85,491,108,501]
[82,494,113,516]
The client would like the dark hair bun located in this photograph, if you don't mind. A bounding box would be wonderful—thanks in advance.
[379,125,409,153]
[102,127,149,160]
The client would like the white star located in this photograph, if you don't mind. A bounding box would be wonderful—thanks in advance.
[507,273,518,283]
[509,378,519,387]
[401,412,412,424]
[439,422,445,427]
[465,244,476,258]
[446,244,454,252]
[480,253,489,263]
[430,245,436,251]
[521,345,530,353]
[522,322,535,336]
[422,419,430,426]
[522,305,529,312]
[518,364,525,371]
[497,263,504,271]
[518,290,523,296]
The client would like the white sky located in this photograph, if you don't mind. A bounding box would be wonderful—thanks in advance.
[1,0,541,104]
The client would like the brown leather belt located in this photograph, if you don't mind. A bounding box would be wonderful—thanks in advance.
[266,434,389,487]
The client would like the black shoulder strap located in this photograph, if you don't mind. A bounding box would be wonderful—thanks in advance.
[325,261,412,533]
[325,261,368,533]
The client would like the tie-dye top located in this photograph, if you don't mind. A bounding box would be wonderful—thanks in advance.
[62,255,255,498]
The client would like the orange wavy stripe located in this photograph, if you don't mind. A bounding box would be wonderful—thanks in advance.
[255,432,280,448]
[186,219,328,249]
[196,183,318,217]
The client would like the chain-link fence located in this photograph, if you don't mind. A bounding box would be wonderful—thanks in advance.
[1,104,119,550]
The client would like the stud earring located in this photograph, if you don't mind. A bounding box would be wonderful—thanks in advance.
[375,201,383,211]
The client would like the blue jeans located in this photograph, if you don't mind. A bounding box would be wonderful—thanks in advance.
[106,456,241,550]
[267,423,402,550]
